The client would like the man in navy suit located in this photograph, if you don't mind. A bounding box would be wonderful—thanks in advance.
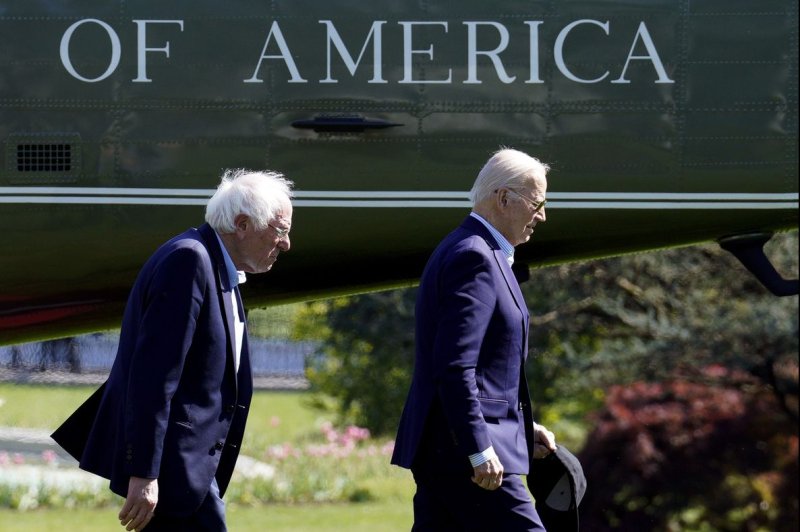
[52,169,293,531]
[392,149,556,530]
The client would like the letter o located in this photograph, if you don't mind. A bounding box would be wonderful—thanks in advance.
[60,19,121,83]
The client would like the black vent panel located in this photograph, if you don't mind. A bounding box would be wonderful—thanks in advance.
[17,143,72,172]
[4,133,81,183]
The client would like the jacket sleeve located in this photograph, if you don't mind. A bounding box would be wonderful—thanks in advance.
[124,243,209,478]
[432,245,497,457]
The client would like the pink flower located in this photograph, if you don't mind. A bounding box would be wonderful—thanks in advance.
[41,450,58,464]
[333,446,352,458]
[345,425,371,442]
[267,443,295,461]
[270,416,281,428]
[381,441,395,455]
[0,452,9,466]
[12,453,24,465]
[306,444,332,457]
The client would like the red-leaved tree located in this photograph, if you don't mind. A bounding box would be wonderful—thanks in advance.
[578,366,798,531]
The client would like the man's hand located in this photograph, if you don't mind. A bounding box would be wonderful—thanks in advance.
[471,455,504,491]
[119,476,158,531]
[532,422,557,459]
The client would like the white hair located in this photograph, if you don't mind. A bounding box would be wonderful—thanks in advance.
[205,169,294,232]
[469,148,550,205]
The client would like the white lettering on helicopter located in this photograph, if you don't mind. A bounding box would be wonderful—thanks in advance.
[60,18,674,85]
[60,19,184,83]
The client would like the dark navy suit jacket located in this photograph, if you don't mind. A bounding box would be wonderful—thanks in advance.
[52,223,252,517]
[392,215,532,475]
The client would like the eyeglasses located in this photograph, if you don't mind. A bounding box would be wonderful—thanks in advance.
[503,188,547,214]
[268,223,291,239]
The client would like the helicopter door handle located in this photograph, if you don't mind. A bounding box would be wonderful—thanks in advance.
[291,116,404,133]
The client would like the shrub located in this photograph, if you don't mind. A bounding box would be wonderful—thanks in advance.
[577,367,798,531]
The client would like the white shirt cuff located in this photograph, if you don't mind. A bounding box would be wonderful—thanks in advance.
[468,445,497,467]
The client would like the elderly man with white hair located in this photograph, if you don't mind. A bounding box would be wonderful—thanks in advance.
[392,148,557,531]
[54,169,293,531]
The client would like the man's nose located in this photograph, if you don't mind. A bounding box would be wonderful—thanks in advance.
[279,235,291,251]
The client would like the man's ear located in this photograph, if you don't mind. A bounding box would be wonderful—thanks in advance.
[497,189,508,208]
[233,214,249,235]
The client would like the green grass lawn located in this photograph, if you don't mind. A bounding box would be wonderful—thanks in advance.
[0,384,322,444]
[0,500,413,531]
[0,383,99,429]
[0,383,415,530]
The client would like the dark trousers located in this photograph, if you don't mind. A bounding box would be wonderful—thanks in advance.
[411,469,546,532]
[144,478,227,532]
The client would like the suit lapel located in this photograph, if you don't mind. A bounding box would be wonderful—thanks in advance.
[220,281,237,384]
[493,251,531,357]
[197,224,239,391]
[462,217,527,316]
[234,285,253,389]
[494,251,526,318]
[461,216,530,360]
[237,305,253,397]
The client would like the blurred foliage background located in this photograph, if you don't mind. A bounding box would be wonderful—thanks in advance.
[299,230,798,531]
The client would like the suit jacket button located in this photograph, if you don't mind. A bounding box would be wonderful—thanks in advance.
[226,404,235,414]
[214,441,224,451]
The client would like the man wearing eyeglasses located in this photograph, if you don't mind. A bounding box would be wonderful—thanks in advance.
[392,148,556,530]
[53,169,293,531]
